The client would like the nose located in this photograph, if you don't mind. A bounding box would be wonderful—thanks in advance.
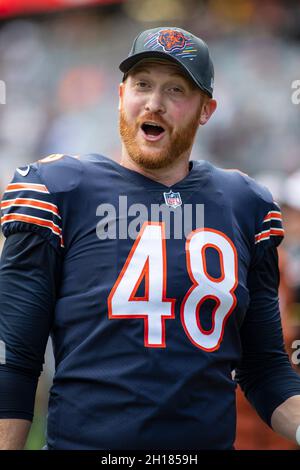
[144,90,166,114]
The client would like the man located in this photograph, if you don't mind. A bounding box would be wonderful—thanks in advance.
[0,26,300,450]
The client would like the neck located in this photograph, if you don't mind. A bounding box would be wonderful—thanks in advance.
[120,146,191,187]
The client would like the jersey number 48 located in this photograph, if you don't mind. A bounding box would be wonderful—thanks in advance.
[108,222,238,351]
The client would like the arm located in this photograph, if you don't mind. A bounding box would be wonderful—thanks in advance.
[236,246,300,445]
[0,232,62,449]
[0,419,31,450]
[271,395,300,444]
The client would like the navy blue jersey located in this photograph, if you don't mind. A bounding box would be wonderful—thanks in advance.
[1,153,300,450]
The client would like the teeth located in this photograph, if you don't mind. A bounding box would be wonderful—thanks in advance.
[143,122,164,128]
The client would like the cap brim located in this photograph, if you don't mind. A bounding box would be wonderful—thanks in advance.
[119,51,212,98]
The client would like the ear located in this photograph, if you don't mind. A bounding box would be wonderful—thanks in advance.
[199,98,217,126]
[118,82,124,111]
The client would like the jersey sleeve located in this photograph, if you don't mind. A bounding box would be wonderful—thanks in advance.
[1,154,83,253]
[254,200,284,249]
[232,174,300,425]
[236,244,300,427]
[0,231,62,420]
[1,165,63,253]
[249,180,285,269]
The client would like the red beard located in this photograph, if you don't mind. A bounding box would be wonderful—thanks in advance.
[119,107,201,170]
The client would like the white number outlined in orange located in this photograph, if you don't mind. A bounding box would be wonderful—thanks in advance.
[108,223,238,350]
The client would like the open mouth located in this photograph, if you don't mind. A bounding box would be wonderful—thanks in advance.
[141,121,166,140]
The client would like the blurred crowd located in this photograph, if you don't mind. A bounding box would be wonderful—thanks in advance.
[0,0,299,450]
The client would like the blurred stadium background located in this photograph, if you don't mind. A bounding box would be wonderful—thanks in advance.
[0,0,299,450]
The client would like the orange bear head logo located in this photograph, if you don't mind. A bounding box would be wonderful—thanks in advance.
[158,29,186,52]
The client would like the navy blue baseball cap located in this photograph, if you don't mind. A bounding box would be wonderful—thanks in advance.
[119,27,214,97]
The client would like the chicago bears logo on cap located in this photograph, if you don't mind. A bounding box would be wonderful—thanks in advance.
[143,28,198,61]
[158,29,186,52]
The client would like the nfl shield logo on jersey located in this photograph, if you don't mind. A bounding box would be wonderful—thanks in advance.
[163,190,182,208]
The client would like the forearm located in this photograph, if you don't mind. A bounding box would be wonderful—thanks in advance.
[0,419,31,450]
[271,395,300,445]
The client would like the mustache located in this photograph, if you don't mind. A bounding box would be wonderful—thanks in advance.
[136,113,171,132]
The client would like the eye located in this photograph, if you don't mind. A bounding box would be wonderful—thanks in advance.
[135,81,150,90]
[169,86,184,94]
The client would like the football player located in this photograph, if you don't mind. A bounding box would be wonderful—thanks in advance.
[0,27,300,450]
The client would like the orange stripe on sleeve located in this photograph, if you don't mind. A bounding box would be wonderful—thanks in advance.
[5,183,49,193]
[263,211,282,223]
[1,198,60,217]
[1,213,63,241]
